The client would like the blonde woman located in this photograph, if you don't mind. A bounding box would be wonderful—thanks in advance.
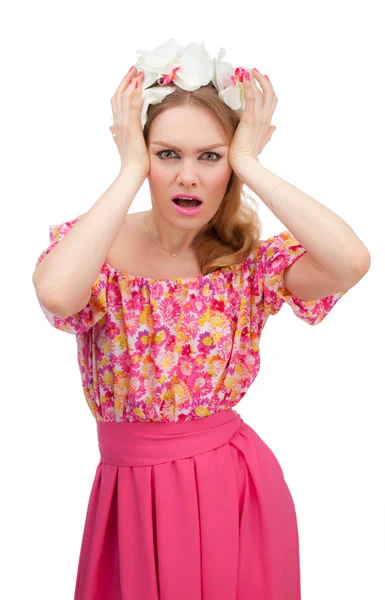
[33,40,370,600]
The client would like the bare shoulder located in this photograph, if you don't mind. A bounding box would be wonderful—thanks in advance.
[124,211,146,227]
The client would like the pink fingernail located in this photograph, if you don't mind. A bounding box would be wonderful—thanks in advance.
[265,74,270,81]
[137,71,143,77]
[135,80,139,89]
[253,68,259,73]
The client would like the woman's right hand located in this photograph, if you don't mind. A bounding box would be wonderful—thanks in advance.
[109,67,150,179]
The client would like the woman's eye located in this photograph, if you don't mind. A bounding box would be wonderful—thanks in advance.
[203,152,221,161]
[157,150,221,161]
[158,150,177,159]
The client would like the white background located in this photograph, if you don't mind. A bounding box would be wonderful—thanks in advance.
[1,0,384,598]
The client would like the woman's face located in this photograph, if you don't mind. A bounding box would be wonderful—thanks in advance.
[146,105,233,230]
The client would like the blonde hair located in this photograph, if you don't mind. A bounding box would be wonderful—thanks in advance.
[143,82,263,274]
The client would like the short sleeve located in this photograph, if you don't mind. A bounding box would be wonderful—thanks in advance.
[260,229,348,326]
[35,218,109,335]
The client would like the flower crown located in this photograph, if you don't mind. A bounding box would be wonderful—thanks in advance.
[132,38,251,129]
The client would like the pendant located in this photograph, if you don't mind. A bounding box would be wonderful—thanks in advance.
[172,253,177,257]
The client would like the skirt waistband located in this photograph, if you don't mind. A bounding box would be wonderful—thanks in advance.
[97,408,243,467]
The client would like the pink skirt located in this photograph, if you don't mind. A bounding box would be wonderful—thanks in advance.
[74,408,301,599]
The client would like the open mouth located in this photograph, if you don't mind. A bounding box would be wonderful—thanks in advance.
[172,197,203,208]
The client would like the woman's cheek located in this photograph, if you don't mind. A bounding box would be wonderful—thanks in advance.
[212,169,232,193]
[148,161,168,189]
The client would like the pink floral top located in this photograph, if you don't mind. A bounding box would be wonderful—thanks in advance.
[36,217,348,423]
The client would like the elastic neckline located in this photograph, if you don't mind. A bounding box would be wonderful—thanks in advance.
[104,259,236,284]
[67,216,261,284]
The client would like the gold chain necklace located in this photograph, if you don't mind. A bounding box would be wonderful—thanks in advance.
[143,210,185,258]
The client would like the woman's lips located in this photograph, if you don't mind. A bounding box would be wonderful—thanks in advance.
[171,194,203,202]
[172,200,204,216]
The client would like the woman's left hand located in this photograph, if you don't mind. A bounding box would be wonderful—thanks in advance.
[228,69,278,172]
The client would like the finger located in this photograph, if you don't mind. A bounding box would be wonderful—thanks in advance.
[112,74,143,135]
[251,68,273,108]
[244,72,263,111]
[123,71,144,95]
[115,66,137,95]
[260,72,278,106]
[130,75,143,115]
[120,76,142,128]
[120,72,143,123]
[111,67,139,120]
[242,73,256,116]
[111,95,116,121]
[253,70,278,113]
[114,72,140,125]
[111,67,134,125]
[115,78,134,126]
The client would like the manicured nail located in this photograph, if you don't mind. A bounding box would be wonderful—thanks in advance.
[265,74,270,81]
[253,68,259,73]
[137,70,143,77]
[135,80,139,88]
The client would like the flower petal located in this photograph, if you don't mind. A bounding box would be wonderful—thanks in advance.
[215,61,236,92]
[133,40,248,126]
[217,46,226,63]
[219,85,242,110]
[212,47,226,90]
[174,42,214,90]
[140,86,177,128]
[135,66,159,90]
[135,37,180,71]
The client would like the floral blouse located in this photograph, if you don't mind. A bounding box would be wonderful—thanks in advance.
[35,217,348,423]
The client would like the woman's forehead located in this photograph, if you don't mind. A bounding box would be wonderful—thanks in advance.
[148,107,228,148]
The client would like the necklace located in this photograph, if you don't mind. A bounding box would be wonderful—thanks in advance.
[143,210,184,258]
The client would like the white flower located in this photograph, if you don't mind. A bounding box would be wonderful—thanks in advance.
[135,38,215,128]
[212,47,251,111]
[135,37,214,91]
[140,86,175,129]
[113,38,252,129]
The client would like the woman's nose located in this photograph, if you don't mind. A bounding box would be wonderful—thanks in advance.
[176,163,199,185]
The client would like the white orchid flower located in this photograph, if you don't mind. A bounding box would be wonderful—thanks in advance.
[134,38,215,128]
[140,86,176,129]
[135,37,214,91]
[110,39,252,131]
[212,47,251,111]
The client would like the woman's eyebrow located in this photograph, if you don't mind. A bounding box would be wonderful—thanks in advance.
[151,141,227,152]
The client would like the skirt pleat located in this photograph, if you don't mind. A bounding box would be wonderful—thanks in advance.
[230,422,301,599]
[74,409,301,599]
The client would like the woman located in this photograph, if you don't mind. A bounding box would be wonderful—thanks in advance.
[32,40,370,600]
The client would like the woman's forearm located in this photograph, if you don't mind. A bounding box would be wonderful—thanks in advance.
[233,157,371,279]
[33,168,146,317]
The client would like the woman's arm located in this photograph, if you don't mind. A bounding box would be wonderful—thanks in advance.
[233,157,370,299]
[33,169,146,318]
